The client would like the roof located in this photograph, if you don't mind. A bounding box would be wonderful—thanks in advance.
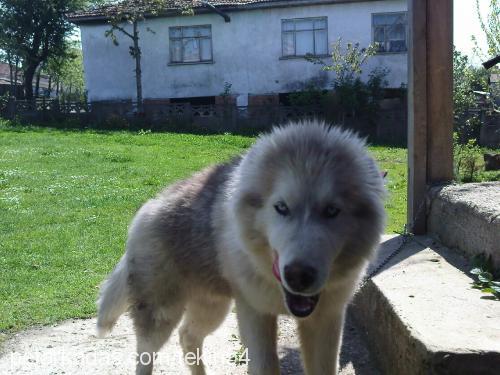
[68,0,371,24]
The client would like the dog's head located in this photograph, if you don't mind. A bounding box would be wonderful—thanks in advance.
[231,121,386,318]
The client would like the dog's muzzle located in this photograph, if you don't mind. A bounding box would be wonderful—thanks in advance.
[272,252,321,318]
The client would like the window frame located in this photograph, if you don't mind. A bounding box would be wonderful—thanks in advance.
[168,24,214,65]
[371,11,408,54]
[280,16,329,59]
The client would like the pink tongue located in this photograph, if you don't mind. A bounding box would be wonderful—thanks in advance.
[272,254,281,282]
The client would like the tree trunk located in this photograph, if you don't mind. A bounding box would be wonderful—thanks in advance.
[35,68,42,98]
[133,21,144,113]
[56,79,60,97]
[48,76,52,97]
[23,63,39,100]
[7,54,14,95]
[14,59,20,98]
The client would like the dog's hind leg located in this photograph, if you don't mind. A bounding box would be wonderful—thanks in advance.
[179,295,231,375]
[235,297,280,375]
[132,302,185,375]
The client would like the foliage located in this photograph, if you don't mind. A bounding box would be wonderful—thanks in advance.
[0,0,93,99]
[453,133,482,182]
[307,38,388,122]
[220,82,233,105]
[46,44,86,101]
[0,93,9,112]
[321,38,378,82]
[452,134,500,183]
[452,48,489,141]
[470,254,500,300]
[288,83,328,107]
[473,0,500,60]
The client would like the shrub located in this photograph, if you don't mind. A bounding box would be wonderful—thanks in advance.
[307,38,389,123]
[453,133,482,182]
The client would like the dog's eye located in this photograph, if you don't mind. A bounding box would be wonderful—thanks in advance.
[274,201,290,216]
[324,205,340,219]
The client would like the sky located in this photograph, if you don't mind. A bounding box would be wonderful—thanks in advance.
[454,0,491,64]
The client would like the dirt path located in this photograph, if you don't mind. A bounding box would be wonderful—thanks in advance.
[0,309,379,374]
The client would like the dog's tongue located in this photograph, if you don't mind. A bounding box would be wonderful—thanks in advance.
[272,253,281,282]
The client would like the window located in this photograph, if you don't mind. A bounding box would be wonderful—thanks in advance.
[282,17,328,58]
[372,12,407,53]
[169,25,212,64]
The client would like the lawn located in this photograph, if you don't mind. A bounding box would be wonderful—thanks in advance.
[0,122,407,340]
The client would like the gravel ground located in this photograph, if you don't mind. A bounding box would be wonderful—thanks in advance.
[0,309,379,375]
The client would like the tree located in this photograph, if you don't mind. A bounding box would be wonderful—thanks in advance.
[103,0,192,112]
[103,0,166,113]
[0,0,93,99]
[473,0,500,60]
[453,48,488,141]
[0,22,22,97]
[307,38,387,123]
[46,43,86,100]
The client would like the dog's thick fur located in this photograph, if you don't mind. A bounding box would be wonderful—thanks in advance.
[97,121,386,375]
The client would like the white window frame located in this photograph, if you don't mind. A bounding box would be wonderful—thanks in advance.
[169,25,213,64]
[371,12,408,54]
[281,17,329,58]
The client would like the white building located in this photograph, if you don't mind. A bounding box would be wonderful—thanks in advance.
[71,0,408,105]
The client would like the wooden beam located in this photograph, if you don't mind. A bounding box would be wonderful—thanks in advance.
[407,0,428,234]
[407,0,453,234]
[426,0,454,183]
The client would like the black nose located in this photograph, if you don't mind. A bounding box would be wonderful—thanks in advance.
[284,262,317,292]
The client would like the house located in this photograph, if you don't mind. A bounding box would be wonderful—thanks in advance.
[0,62,53,98]
[70,0,408,106]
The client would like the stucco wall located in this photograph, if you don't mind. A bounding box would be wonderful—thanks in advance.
[80,0,407,102]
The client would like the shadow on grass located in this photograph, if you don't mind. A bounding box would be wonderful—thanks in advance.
[0,117,407,147]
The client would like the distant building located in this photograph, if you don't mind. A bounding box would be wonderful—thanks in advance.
[70,0,408,105]
[0,62,53,98]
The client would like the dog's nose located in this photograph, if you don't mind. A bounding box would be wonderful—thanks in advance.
[284,262,317,292]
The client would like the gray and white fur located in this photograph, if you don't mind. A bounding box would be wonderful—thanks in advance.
[97,121,386,375]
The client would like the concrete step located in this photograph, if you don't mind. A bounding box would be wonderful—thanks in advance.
[351,235,500,375]
[428,182,500,268]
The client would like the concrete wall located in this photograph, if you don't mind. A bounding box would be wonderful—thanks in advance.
[80,0,407,102]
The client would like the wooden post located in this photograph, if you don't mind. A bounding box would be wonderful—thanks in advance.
[407,0,454,234]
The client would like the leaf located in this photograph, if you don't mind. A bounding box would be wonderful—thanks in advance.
[470,267,482,275]
[491,285,500,294]
[481,288,495,294]
[490,281,500,287]
[478,272,493,283]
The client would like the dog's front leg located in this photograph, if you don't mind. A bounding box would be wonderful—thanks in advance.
[298,308,345,375]
[235,297,280,375]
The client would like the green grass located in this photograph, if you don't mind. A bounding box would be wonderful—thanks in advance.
[0,121,407,337]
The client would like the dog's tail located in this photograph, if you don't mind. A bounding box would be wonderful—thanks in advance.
[96,256,129,338]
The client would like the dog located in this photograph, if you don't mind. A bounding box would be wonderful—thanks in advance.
[96,121,386,375]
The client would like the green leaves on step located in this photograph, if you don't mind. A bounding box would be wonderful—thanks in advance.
[469,257,500,300]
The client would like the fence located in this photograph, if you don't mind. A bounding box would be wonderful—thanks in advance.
[0,97,408,144]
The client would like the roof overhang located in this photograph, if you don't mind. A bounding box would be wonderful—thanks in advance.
[69,0,378,25]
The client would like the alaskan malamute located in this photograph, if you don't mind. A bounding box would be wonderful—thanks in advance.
[97,121,386,375]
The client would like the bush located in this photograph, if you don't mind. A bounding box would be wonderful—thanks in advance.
[307,38,389,123]
[288,84,329,107]
[453,133,482,182]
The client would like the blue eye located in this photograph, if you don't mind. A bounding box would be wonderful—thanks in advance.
[324,205,340,219]
[274,201,290,216]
